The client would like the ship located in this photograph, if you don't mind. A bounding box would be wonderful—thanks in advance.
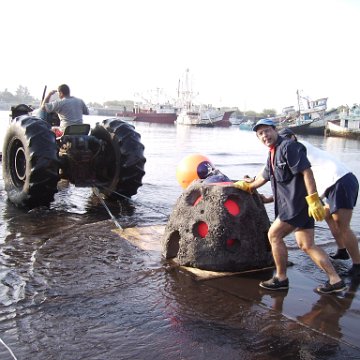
[116,103,178,124]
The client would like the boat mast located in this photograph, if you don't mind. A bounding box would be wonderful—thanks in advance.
[183,68,192,110]
[296,89,301,117]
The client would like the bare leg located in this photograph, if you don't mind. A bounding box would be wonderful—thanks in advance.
[295,228,342,285]
[267,218,293,281]
[325,205,360,264]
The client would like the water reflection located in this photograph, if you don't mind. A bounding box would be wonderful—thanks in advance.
[259,287,289,312]
[163,268,356,359]
[297,278,360,343]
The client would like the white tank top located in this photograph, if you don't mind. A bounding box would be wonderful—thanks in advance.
[300,140,350,197]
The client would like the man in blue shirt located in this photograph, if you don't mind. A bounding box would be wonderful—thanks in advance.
[234,119,346,294]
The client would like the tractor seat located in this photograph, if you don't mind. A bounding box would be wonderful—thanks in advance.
[63,124,91,136]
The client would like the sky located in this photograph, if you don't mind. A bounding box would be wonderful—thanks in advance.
[1,0,360,113]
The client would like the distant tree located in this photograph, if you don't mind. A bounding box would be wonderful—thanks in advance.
[103,100,124,107]
[232,109,244,117]
[15,85,35,104]
[244,110,257,117]
[103,100,134,109]
[88,101,103,108]
[260,108,277,118]
[0,88,15,103]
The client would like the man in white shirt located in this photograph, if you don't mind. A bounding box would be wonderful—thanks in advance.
[41,84,89,131]
[278,128,360,277]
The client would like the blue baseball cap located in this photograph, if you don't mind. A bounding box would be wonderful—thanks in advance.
[252,118,276,132]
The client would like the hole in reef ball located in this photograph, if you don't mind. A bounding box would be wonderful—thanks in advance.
[224,198,240,216]
[226,239,236,247]
[193,196,203,206]
[197,221,209,238]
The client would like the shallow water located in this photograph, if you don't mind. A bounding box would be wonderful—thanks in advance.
[0,112,360,359]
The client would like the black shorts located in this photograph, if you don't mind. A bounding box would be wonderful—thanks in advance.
[283,206,315,229]
[325,173,359,214]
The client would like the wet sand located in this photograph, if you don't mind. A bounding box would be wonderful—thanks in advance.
[1,219,360,359]
[120,225,360,352]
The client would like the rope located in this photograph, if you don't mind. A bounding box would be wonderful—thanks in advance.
[0,337,17,360]
[96,185,169,217]
[92,187,123,232]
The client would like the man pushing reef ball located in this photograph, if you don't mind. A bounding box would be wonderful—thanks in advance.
[234,119,346,294]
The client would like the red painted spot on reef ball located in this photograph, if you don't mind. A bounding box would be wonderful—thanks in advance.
[224,199,240,216]
[193,196,202,206]
[197,222,208,238]
[226,239,236,247]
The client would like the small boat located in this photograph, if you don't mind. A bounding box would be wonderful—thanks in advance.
[325,104,360,138]
[277,90,328,136]
[176,106,233,127]
[279,119,325,135]
[239,119,256,131]
[229,116,242,126]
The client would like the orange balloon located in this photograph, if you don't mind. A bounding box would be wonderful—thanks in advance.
[176,154,214,189]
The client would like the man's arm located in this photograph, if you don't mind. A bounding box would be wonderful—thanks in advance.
[302,167,325,221]
[41,90,57,110]
[82,100,89,115]
[234,172,268,193]
[250,173,268,191]
[302,168,317,195]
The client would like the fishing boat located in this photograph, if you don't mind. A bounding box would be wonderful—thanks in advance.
[175,68,233,127]
[280,119,326,135]
[114,109,136,122]
[277,90,328,135]
[176,106,233,127]
[325,104,360,138]
[116,103,178,124]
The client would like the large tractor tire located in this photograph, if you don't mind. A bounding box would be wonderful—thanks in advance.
[91,118,146,199]
[2,116,60,208]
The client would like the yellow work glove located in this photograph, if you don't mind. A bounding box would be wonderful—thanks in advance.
[233,180,253,194]
[305,192,325,221]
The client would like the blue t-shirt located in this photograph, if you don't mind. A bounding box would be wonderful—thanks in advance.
[262,136,311,221]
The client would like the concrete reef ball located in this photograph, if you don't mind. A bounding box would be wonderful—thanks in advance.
[162,181,274,272]
[176,154,215,189]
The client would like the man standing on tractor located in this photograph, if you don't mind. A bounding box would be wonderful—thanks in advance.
[41,84,89,132]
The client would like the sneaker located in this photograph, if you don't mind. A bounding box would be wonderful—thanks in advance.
[316,280,347,294]
[329,248,350,260]
[345,265,360,277]
[259,277,289,291]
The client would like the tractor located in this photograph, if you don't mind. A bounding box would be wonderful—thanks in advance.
[2,104,146,208]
